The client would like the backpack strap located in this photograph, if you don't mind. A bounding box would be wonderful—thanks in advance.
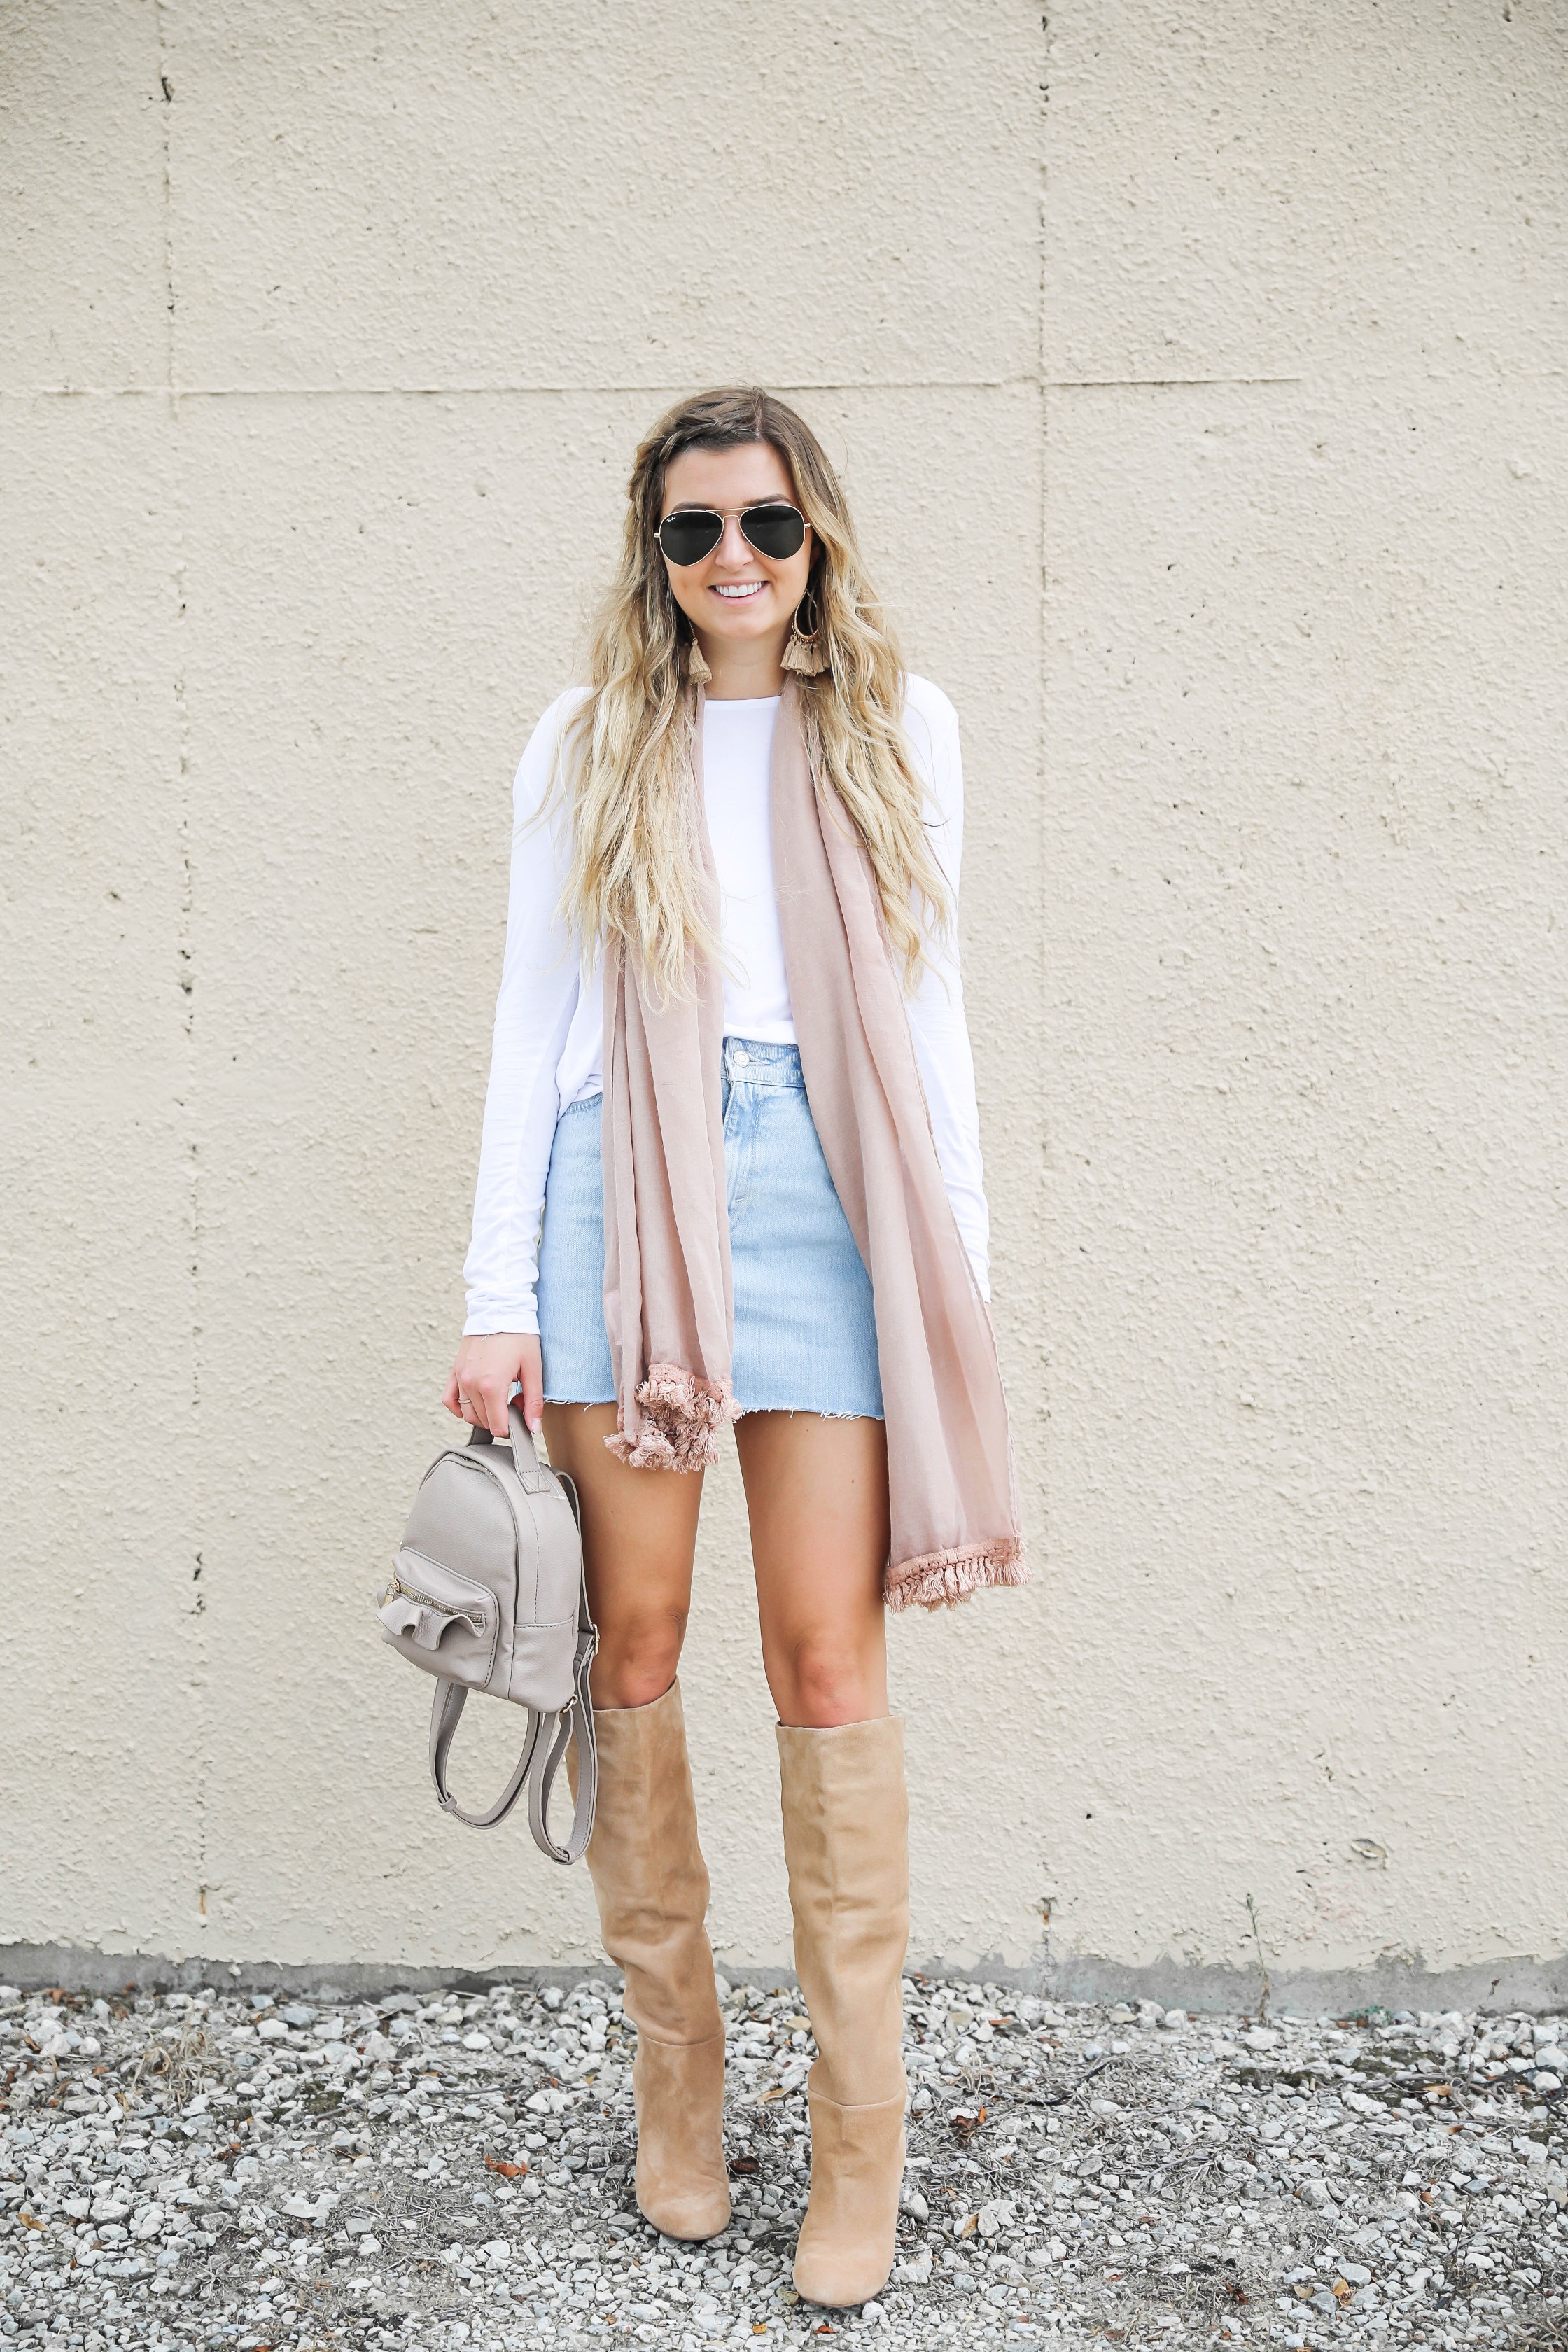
[428,1677,547,1831]
[527,1561,598,1864]
[428,1667,596,1856]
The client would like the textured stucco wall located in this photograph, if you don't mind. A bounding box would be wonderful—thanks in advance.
[2,0,1565,2007]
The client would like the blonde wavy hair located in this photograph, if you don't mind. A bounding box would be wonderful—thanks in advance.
[559,386,948,1002]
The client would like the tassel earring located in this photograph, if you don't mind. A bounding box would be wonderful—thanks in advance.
[781,588,829,678]
[682,636,712,686]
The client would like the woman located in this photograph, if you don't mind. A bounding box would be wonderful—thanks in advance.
[446,386,1023,2309]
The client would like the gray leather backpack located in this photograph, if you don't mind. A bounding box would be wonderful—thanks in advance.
[376,1403,597,1861]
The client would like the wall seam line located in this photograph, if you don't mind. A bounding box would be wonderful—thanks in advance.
[154,0,208,1963]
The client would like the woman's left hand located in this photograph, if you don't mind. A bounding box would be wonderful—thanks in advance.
[443,1331,544,1438]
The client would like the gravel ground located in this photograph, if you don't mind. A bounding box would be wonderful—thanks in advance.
[3,1975,1564,2352]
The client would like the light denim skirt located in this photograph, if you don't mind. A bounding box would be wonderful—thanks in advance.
[537,1037,884,1420]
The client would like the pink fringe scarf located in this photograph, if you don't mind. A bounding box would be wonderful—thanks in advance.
[600,680,1026,1612]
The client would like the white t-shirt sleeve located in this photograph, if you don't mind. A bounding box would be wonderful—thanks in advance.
[902,676,993,1301]
[461,692,585,1336]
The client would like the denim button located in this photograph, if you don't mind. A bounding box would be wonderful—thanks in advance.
[731,1049,751,1067]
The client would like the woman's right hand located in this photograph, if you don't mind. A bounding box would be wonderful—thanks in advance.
[443,1332,545,1438]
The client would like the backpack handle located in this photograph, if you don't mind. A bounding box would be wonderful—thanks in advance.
[465,1399,554,1493]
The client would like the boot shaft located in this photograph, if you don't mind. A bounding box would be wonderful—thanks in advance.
[569,1679,722,2048]
[776,1716,910,2108]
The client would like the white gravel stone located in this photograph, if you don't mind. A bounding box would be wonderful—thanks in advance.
[0,1982,1563,2350]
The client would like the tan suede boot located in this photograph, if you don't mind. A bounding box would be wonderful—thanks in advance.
[568,1681,731,2240]
[776,1715,910,2309]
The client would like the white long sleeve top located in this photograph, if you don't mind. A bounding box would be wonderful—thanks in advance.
[462,674,990,1335]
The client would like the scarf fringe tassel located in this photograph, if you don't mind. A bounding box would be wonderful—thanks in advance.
[885,1537,1028,1614]
[605,1362,741,1473]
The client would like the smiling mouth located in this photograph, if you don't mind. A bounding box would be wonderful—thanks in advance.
[712,582,767,601]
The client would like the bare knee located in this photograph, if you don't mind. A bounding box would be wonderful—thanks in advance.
[592,1606,687,1711]
[771,1636,886,1730]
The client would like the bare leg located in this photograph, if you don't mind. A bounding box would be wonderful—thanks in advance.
[733,1411,890,1728]
[542,1403,704,1709]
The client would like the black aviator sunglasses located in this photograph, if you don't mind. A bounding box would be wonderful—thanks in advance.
[656,501,808,568]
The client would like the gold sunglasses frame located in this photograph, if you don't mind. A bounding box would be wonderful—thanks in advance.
[654,501,808,568]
